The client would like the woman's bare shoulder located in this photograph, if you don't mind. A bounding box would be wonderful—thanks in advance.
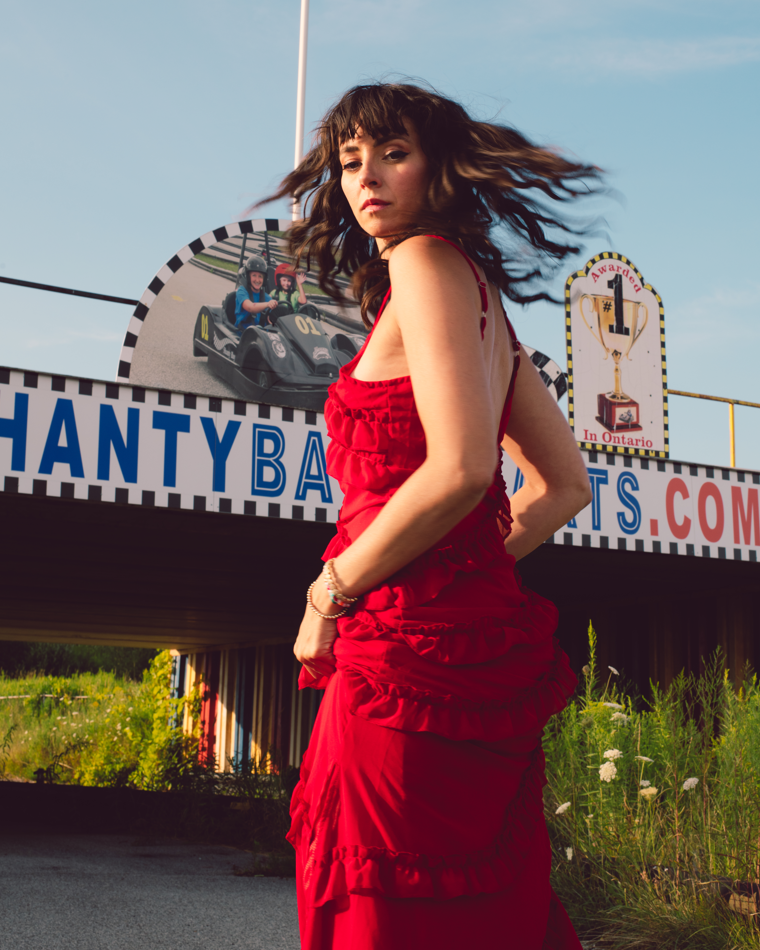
[387,235,474,282]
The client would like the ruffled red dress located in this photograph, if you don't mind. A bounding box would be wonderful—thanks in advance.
[289,241,582,949]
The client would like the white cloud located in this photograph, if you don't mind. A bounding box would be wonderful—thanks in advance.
[550,36,760,78]
[315,0,760,80]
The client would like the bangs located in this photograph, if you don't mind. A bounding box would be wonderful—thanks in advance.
[330,86,413,146]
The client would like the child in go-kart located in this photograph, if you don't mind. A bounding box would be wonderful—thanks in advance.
[270,263,308,312]
[235,256,278,329]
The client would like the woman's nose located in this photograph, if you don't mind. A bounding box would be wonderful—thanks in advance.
[359,159,380,189]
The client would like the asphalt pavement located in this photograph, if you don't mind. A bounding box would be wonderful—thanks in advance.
[0,832,598,949]
[0,833,300,950]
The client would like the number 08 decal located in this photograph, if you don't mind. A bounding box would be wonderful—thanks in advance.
[201,312,209,341]
[295,315,321,336]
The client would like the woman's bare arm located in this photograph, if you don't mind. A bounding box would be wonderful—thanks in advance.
[325,237,501,598]
[501,357,591,560]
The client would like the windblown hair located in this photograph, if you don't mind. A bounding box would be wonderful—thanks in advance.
[259,82,603,326]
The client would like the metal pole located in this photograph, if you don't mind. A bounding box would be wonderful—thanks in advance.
[292,0,310,220]
[729,401,736,468]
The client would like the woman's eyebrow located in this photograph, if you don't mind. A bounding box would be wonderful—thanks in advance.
[339,133,411,155]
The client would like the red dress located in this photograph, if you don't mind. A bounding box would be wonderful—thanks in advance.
[289,241,582,949]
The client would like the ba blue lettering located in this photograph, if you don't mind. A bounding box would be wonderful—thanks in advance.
[295,431,333,504]
[252,424,286,497]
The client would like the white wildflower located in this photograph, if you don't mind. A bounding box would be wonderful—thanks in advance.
[608,666,619,675]
[611,712,629,724]
[602,702,623,709]
[116,723,122,731]
[128,707,133,712]
[586,814,594,820]
[603,749,623,760]
[640,780,651,788]
[640,786,658,799]
[555,802,571,815]
[682,777,699,792]
[599,761,618,782]
[635,756,654,763]
[565,847,574,861]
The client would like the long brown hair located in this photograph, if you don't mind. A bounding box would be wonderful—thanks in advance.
[258,82,603,326]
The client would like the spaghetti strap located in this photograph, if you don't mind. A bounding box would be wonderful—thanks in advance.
[500,300,521,354]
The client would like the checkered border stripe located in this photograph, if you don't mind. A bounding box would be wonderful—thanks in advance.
[565,252,669,459]
[115,219,291,382]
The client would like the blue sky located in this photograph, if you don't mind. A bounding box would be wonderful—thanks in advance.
[1,0,758,468]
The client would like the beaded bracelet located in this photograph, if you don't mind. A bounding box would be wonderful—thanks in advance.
[306,581,349,620]
[322,558,359,607]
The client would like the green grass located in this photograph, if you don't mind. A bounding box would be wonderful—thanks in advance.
[0,652,199,790]
[194,252,239,273]
[544,625,760,948]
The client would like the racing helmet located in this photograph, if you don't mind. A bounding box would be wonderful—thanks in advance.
[274,262,297,291]
[241,255,268,295]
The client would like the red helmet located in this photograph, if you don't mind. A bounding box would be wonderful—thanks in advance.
[274,262,297,288]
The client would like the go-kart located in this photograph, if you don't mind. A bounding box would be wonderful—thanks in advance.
[192,292,366,411]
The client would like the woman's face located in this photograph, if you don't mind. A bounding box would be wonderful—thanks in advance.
[339,118,431,250]
[250,272,264,291]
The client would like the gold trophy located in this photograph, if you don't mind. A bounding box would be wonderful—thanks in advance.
[579,273,648,432]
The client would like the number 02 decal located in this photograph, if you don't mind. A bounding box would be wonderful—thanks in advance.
[201,312,209,341]
[295,315,322,336]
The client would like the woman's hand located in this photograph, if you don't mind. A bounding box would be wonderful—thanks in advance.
[293,578,341,681]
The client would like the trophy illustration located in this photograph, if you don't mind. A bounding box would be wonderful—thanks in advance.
[579,273,648,432]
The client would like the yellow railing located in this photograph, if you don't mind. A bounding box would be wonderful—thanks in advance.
[667,390,760,468]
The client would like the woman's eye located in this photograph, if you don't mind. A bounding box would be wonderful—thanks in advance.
[342,160,361,172]
[384,150,409,162]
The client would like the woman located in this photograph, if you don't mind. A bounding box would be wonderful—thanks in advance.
[263,83,596,949]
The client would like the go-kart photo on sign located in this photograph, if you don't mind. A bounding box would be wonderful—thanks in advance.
[566,253,668,459]
[118,220,368,413]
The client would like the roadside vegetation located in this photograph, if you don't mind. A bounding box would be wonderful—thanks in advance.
[0,647,294,864]
[0,651,199,790]
[545,625,760,949]
[3,635,759,936]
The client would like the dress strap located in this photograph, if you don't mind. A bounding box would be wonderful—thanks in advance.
[500,301,521,354]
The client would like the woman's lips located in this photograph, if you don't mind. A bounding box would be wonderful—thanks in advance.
[361,199,389,211]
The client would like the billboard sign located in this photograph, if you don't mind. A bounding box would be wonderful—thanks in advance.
[0,368,341,523]
[1,368,757,561]
[566,253,668,459]
[117,220,368,414]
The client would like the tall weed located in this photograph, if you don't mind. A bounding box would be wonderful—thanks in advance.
[545,624,760,949]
